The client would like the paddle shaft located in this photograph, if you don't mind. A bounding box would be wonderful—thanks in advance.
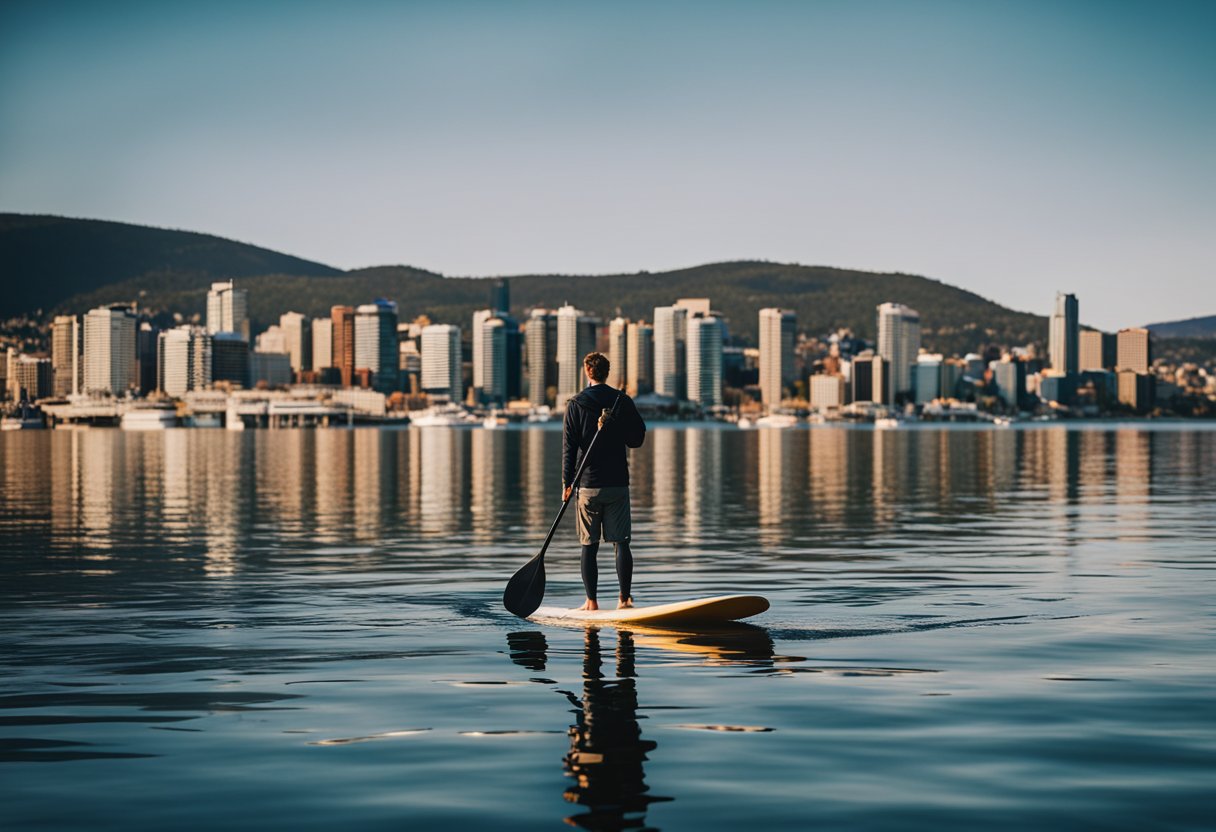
[533,389,624,561]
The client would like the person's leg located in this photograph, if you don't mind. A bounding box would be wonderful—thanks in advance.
[615,541,633,607]
[580,542,600,608]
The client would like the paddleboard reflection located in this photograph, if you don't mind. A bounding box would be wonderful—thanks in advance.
[505,624,779,830]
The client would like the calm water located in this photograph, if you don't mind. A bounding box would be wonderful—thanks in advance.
[1,425,1214,831]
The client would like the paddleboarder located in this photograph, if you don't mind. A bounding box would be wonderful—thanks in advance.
[562,352,647,611]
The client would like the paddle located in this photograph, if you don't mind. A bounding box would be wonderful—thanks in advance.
[503,389,624,618]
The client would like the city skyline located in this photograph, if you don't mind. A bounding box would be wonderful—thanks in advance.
[2,2,1213,331]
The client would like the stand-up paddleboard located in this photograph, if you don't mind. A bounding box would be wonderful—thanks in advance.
[530,595,768,626]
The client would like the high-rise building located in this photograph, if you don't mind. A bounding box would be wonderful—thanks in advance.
[251,353,292,387]
[809,374,846,411]
[608,318,629,389]
[1117,327,1151,374]
[1049,292,1079,376]
[279,312,311,378]
[206,280,249,341]
[472,309,493,397]
[331,305,356,387]
[2,348,14,401]
[876,303,921,403]
[851,351,884,404]
[1079,330,1116,371]
[478,317,508,405]
[211,333,250,388]
[914,354,943,404]
[51,314,82,397]
[1117,368,1154,412]
[686,313,723,407]
[355,300,400,394]
[626,321,653,396]
[653,305,688,400]
[758,308,796,407]
[556,304,599,405]
[675,298,711,315]
[526,309,558,406]
[12,356,53,401]
[490,278,510,315]
[993,359,1028,410]
[158,326,212,397]
[421,324,462,400]
[136,321,159,395]
[256,326,288,354]
[82,305,137,396]
[312,318,333,372]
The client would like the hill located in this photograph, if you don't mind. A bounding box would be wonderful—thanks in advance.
[0,214,342,318]
[5,213,1052,353]
[1144,314,1216,339]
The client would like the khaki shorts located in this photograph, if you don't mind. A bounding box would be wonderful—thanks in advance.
[575,486,632,545]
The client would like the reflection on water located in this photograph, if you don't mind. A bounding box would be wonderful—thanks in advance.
[1,425,1214,830]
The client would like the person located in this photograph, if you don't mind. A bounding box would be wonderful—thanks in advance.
[562,352,647,610]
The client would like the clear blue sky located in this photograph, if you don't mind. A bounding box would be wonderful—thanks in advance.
[2,0,1212,330]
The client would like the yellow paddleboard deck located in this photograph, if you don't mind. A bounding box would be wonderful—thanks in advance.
[531,595,769,626]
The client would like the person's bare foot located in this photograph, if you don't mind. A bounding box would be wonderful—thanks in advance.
[617,597,633,609]
[578,599,599,611]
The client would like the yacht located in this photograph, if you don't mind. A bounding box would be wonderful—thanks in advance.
[874,417,901,430]
[754,413,798,429]
[121,407,178,430]
[411,403,478,427]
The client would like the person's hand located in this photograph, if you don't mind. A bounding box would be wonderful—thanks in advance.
[563,485,573,501]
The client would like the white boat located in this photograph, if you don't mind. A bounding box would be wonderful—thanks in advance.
[755,414,798,429]
[121,408,177,430]
[736,416,755,430]
[526,405,554,423]
[2,402,45,430]
[875,417,901,430]
[483,414,508,429]
[411,403,478,427]
[993,416,1014,428]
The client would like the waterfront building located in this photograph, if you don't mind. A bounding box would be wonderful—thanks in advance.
[1049,292,1079,375]
[490,278,510,315]
[686,313,723,407]
[653,305,688,400]
[1079,330,1116,371]
[83,305,137,396]
[809,374,846,411]
[256,326,288,354]
[557,304,599,405]
[472,309,493,398]
[136,321,159,395]
[421,323,462,400]
[1039,372,1076,405]
[526,309,558,406]
[963,353,986,379]
[206,280,249,341]
[477,316,508,405]
[2,348,13,401]
[252,352,292,387]
[675,298,712,316]
[850,350,884,404]
[1117,328,1151,374]
[626,320,653,396]
[758,308,796,407]
[211,333,250,388]
[608,317,628,389]
[51,314,82,397]
[12,355,53,401]
[312,318,333,372]
[1117,369,1155,412]
[157,326,211,397]
[280,312,311,378]
[877,302,921,403]
[914,354,944,404]
[331,305,356,387]
[993,359,1028,410]
[355,299,400,394]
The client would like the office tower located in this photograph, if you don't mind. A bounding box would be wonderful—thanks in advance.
[556,304,599,404]
[82,305,137,395]
[399,340,422,394]
[490,278,510,315]
[331,305,356,386]
[653,305,688,400]
[963,353,986,379]
[472,309,493,398]
[158,326,211,397]
[251,353,292,387]
[206,280,249,341]
[526,309,558,406]
[993,359,1027,410]
[876,302,921,403]
[914,354,943,404]
[608,317,629,389]
[626,321,653,395]
[136,321,159,395]
[758,308,796,407]
[478,317,508,405]
[211,333,250,388]
[501,315,522,401]
[1049,292,1079,375]
[1117,369,1154,412]
[312,318,333,371]
[279,312,311,378]
[851,350,884,404]
[810,374,846,411]
[1079,330,1116,371]
[1117,328,1151,374]
[686,313,723,406]
[2,348,14,401]
[355,299,400,394]
[675,298,711,315]
[11,356,53,401]
[421,324,462,400]
[51,314,81,397]
[256,326,287,354]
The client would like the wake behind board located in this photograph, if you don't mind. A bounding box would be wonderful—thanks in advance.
[530,595,768,626]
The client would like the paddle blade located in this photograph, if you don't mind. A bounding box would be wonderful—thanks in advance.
[503,553,546,618]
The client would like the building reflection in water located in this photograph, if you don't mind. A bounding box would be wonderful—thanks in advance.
[683,428,722,544]
[650,430,682,548]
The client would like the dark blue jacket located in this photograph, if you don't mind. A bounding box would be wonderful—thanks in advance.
[563,384,646,488]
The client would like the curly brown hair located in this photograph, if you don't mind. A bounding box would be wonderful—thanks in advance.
[583,352,610,383]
